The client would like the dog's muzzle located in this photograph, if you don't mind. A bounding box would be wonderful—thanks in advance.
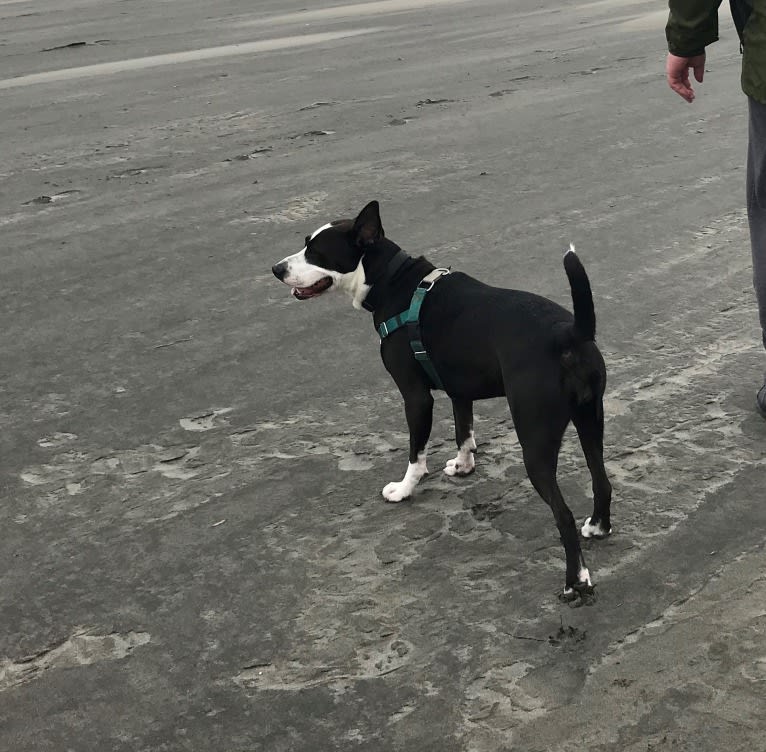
[272,261,288,280]
[272,260,333,299]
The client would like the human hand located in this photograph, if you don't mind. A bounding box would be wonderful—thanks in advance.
[666,52,706,102]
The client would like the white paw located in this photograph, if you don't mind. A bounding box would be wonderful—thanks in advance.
[581,517,612,539]
[382,481,412,502]
[383,454,427,502]
[443,453,475,477]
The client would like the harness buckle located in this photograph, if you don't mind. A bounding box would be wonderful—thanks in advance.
[418,268,451,292]
[380,321,389,337]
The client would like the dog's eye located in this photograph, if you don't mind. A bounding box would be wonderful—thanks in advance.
[305,246,327,267]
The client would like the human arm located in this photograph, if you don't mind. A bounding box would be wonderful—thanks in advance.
[665,0,722,102]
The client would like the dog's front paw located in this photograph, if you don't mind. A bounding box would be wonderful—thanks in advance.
[383,456,428,502]
[382,481,412,503]
[581,517,612,539]
[444,454,475,477]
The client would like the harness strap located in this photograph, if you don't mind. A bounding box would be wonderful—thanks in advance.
[378,268,450,390]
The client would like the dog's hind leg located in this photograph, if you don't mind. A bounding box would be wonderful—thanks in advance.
[512,396,593,597]
[522,442,593,598]
[383,389,433,502]
[444,397,475,476]
[572,399,613,539]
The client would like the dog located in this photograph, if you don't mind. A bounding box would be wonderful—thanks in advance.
[272,201,612,599]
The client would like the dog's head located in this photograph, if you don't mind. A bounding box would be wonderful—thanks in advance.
[272,201,384,309]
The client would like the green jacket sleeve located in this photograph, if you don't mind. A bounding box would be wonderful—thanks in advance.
[666,0,723,56]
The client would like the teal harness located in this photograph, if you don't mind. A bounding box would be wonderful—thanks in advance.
[377,268,450,390]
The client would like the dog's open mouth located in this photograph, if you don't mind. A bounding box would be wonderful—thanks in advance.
[292,277,333,300]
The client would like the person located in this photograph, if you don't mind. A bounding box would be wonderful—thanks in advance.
[665,0,766,416]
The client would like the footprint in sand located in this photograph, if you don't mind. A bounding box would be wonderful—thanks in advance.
[179,408,233,432]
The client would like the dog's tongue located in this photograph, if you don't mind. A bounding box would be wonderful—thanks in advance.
[291,277,332,299]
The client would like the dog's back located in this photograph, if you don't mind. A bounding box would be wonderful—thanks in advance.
[419,252,604,410]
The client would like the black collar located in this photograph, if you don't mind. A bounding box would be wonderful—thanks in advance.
[361,250,410,312]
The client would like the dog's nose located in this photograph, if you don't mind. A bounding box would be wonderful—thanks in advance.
[272,261,288,280]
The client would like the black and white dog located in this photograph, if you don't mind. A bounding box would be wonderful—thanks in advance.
[272,201,612,599]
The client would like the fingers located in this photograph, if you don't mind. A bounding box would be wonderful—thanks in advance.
[668,72,695,103]
[666,54,694,102]
[665,52,705,103]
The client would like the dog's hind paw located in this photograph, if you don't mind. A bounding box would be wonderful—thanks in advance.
[581,517,612,539]
[560,581,597,607]
[560,566,595,606]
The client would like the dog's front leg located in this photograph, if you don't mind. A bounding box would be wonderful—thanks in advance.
[383,390,433,502]
[445,397,476,476]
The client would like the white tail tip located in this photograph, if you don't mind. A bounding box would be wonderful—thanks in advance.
[564,242,576,257]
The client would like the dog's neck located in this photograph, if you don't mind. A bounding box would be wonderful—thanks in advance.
[359,239,436,325]
[362,247,413,313]
[360,239,415,313]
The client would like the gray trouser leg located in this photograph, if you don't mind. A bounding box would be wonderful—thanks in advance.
[746,96,766,351]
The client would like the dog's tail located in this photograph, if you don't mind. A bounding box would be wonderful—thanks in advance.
[563,244,596,341]
[560,245,603,408]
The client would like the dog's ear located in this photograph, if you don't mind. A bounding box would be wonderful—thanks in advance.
[352,200,384,246]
